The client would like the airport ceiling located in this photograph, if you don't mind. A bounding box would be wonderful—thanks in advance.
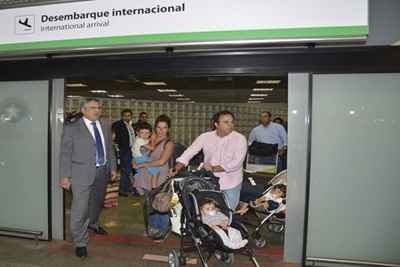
[66,76,288,103]
[0,0,86,9]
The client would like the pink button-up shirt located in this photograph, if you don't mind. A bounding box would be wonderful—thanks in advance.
[176,130,247,190]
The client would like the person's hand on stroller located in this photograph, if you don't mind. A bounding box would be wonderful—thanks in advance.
[235,202,250,215]
[203,163,213,172]
[168,162,185,177]
[204,163,225,173]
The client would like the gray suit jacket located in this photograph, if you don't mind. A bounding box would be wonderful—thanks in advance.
[60,118,117,186]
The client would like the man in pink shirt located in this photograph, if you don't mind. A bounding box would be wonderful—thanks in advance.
[171,111,247,209]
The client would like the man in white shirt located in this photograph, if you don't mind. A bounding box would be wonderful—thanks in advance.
[248,111,287,171]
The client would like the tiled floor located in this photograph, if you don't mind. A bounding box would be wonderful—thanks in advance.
[0,235,299,267]
[0,195,299,267]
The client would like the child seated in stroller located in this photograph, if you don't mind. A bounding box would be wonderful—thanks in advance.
[200,197,248,250]
[236,184,287,216]
[250,184,286,212]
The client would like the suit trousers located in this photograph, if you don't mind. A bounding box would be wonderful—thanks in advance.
[118,149,133,194]
[70,165,108,247]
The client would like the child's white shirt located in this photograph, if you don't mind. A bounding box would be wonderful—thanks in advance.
[263,191,286,212]
[132,137,149,157]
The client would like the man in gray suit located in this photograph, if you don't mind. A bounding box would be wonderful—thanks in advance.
[59,98,117,258]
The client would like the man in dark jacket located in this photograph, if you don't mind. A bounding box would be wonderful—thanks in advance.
[112,109,135,196]
[132,111,149,134]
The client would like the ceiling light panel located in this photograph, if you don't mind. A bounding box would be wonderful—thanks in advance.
[252,88,274,91]
[108,94,124,98]
[90,90,108,93]
[256,80,281,84]
[143,82,167,86]
[66,83,87,87]
[157,89,177,93]
[250,93,268,97]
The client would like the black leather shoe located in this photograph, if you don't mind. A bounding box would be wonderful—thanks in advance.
[75,246,87,258]
[89,226,108,235]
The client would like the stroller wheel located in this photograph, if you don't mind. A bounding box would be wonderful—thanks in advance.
[168,250,181,267]
[255,238,266,248]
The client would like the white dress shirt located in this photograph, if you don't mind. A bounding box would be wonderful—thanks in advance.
[83,117,107,165]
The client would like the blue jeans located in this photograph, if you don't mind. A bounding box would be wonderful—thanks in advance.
[148,212,170,234]
[222,183,242,210]
[119,150,132,193]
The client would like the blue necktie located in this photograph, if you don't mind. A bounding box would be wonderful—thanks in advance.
[91,121,105,166]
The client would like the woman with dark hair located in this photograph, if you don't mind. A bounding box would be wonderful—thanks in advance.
[133,114,175,241]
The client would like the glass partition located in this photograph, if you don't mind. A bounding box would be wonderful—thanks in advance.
[306,74,400,266]
[0,81,49,239]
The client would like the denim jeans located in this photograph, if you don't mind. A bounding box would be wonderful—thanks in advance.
[222,182,242,210]
[148,212,170,234]
[119,150,132,193]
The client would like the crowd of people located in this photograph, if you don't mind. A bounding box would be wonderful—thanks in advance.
[60,98,287,258]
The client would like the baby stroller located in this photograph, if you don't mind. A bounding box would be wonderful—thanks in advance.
[168,171,259,267]
[241,170,287,248]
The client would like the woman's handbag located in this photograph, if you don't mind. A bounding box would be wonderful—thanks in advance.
[150,178,173,213]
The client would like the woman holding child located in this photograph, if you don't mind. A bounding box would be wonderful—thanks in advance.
[132,114,175,240]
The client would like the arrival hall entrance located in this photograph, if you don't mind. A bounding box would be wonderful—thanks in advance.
[62,74,289,263]
[1,46,400,267]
